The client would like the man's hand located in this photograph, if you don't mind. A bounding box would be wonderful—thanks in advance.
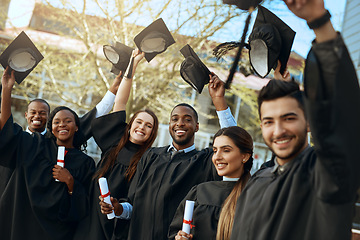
[2,66,15,90]
[284,0,326,22]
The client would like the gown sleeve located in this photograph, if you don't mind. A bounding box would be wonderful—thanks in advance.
[79,107,98,141]
[304,34,360,202]
[168,185,198,239]
[91,111,127,153]
[0,115,34,169]
[58,151,96,222]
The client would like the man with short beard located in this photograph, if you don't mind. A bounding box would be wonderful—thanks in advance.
[230,0,360,239]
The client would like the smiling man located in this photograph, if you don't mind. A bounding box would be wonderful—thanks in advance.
[0,78,121,198]
[105,74,237,240]
[229,0,360,239]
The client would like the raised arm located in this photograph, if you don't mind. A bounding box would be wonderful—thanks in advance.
[286,0,360,197]
[0,67,15,130]
[208,73,237,128]
[113,49,145,112]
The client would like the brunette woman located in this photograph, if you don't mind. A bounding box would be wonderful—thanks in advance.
[168,126,253,240]
[74,49,159,240]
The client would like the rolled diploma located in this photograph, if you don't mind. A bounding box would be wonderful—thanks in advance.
[182,200,195,234]
[56,146,65,182]
[98,177,115,219]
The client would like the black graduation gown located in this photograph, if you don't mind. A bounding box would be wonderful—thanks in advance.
[0,107,97,199]
[127,146,220,240]
[230,35,360,240]
[0,115,95,240]
[74,111,140,240]
[168,181,236,240]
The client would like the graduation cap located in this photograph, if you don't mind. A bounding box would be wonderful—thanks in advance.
[222,0,262,10]
[180,44,211,94]
[0,31,44,84]
[212,1,256,89]
[103,42,134,76]
[134,18,175,62]
[248,6,295,78]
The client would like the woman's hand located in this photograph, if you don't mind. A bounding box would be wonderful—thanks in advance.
[52,165,74,192]
[175,230,193,240]
[132,48,145,66]
[99,196,123,216]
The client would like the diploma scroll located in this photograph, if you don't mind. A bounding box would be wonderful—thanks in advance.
[182,200,195,234]
[56,146,65,182]
[98,177,115,219]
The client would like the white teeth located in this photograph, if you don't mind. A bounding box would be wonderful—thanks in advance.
[135,131,145,136]
[176,130,185,134]
[59,130,68,134]
[217,163,226,167]
[32,121,41,125]
[276,139,290,144]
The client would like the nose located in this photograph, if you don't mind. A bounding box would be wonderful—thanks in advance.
[273,121,286,137]
[139,123,145,129]
[212,151,222,161]
[59,121,66,127]
[176,118,185,126]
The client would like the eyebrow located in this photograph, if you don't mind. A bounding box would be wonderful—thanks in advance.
[262,112,298,121]
[53,117,73,121]
[214,145,233,149]
[171,113,193,118]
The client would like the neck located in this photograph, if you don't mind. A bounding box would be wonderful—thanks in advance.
[276,143,309,166]
[172,141,194,151]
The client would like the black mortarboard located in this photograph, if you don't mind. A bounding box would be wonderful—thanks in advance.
[248,6,295,78]
[222,0,262,10]
[180,44,211,94]
[103,42,133,75]
[134,18,175,62]
[0,31,44,84]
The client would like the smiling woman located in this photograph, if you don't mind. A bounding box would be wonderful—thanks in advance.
[0,67,96,240]
[169,126,254,240]
[73,49,159,240]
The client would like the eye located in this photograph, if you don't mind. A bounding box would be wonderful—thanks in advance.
[285,117,296,121]
[53,121,59,125]
[147,124,153,129]
[171,117,178,122]
[223,148,231,153]
[262,120,273,126]
[213,148,217,153]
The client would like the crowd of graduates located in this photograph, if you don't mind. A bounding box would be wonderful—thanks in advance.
[1,0,360,240]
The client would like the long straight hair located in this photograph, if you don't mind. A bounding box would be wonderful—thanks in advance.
[93,109,158,181]
[215,126,253,240]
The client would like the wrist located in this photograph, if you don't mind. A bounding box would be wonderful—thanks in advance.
[307,10,331,29]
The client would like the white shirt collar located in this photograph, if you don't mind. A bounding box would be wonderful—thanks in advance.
[168,143,196,153]
[26,126,47,136]
[223,176,239,182]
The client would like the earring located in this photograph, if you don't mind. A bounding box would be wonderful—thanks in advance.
[242,159,246,163]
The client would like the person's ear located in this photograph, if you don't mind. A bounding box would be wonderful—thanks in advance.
[242,153,251,163]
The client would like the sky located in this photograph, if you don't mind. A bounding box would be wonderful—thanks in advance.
[6,0,347,58]
[266,0,347,57]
